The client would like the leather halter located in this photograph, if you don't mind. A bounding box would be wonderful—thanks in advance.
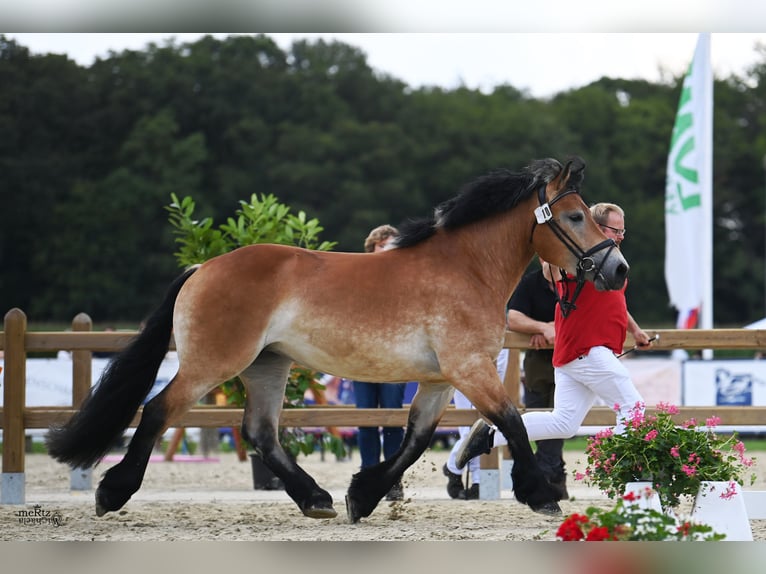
[530,184,617,317]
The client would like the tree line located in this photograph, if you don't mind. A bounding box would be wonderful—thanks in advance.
[3,34,766,327]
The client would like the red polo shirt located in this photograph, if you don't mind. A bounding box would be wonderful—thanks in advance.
[552,277,628,367]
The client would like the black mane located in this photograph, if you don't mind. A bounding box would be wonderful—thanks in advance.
[395,158,573,249]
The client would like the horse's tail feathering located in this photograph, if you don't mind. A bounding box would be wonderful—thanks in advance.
[46,267,198,468]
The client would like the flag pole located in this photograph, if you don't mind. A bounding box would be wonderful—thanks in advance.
[664,32,713,358]
[699,32,713,358]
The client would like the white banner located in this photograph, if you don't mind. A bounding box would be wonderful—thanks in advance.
[664,33,713,330]
[0,354,178,407]
[683,359,766,407]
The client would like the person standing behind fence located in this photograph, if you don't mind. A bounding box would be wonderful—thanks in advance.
[353,224,407,501]
[456,202,654,471]
[506,255,568,499]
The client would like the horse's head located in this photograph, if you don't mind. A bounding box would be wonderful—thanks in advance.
[530,157,629,292]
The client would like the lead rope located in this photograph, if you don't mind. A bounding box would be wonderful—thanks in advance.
[555,269,577,318]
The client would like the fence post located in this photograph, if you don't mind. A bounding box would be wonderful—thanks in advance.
[70,313,93,490]
[500,348,522,490]
[478,348,523,500]
[2,308,27,503]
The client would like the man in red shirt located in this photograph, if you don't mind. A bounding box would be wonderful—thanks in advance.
[456,203,654,469]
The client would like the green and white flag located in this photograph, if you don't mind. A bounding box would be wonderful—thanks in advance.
[664,33,713,330]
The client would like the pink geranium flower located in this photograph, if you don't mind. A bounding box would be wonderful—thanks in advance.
[706,416,721,428]
[576,403,757,509]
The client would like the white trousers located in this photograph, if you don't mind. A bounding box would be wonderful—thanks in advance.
[493,346,643,447]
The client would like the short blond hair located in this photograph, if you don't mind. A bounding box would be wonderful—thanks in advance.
[364,224,399,253]
[590,202,624,226]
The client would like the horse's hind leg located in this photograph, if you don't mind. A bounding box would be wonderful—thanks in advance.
[345,382,453,523]
[239,352,336,519]
[93,377,197,516]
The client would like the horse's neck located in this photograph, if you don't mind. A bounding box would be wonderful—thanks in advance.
[450,211,535,303]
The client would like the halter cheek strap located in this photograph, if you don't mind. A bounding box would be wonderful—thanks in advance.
[530,184,617,317]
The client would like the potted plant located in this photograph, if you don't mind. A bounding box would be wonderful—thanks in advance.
[575,402,757,509]
[166,192,347,486]
[556,488,724,541]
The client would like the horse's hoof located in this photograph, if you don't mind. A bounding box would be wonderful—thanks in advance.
[302,505,337,519]
[95,486,127,517]
[95,490,111,517]
[345,495,361,524]
[530,501,562,516]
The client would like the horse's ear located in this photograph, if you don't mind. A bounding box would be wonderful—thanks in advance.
[562,156,586,188]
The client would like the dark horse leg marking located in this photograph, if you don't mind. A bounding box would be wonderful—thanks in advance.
[345,383,453,523]
[239,351,336,519]
[94,394,170,516]
[455,359,562,516]
[488,407,562,515]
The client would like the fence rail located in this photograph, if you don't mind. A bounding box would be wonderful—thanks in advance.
[3,307,766,501]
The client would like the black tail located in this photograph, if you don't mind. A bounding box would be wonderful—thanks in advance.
[46,267,198,468]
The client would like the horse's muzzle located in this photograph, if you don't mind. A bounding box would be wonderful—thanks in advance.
[593,252,629,291]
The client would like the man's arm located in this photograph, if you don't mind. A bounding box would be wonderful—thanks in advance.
[507,309,555,348]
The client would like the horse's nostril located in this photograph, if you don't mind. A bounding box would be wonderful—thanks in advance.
[618,263,630,278]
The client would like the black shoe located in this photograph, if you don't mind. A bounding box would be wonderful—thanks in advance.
[443,464,465,499]
[385,480,404,501]
[549,477,569,501]
[461,483,480,500]
[455,419,494,469]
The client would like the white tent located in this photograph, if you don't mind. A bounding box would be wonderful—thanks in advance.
[744,318,766,330]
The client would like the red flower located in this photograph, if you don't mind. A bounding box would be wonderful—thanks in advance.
[585,526,614,541]
[556,514,588,541]
[677,521,692,537]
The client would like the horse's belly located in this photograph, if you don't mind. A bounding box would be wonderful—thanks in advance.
[269,340,440,383]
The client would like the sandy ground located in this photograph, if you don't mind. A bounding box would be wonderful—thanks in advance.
[2,446,765,541]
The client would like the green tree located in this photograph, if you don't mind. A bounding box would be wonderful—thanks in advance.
[166,192,336,267]
[33,110,207,319]
[5,33,766,326]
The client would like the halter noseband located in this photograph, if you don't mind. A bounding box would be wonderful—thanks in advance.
[531,184,617,317]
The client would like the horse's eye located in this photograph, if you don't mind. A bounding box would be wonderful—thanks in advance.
[568,212,584,223]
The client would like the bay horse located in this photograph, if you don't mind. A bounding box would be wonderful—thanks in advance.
[47,156,628,522]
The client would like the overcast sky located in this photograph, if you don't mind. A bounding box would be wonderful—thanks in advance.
[7,33,766,98]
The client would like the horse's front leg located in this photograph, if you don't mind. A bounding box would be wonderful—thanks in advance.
[239,353,336,519]
[454,359,562,515]
[345,382,453,523]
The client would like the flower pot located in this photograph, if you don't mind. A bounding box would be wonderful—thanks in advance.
[249,454,284,490]
[691,481,752,541]
[624,481,663,512]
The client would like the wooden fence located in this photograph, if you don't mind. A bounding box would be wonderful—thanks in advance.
[3,307,766,502]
